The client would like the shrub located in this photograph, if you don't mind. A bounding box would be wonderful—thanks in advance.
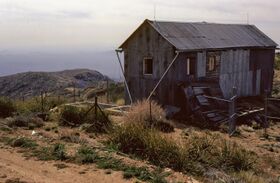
[109,123,181,169]
[109,123,257,176]
[75,146,98,164]
[125,100,165,123]
[52,143,67,160]
[15,96,66,115]
[59,105,111,133]
[15,97,42,114]
[32,143,67,161]
[218,140,256,171]
[0,97,16,118]
[59,106,82,126]
[124,100,174,132]
[7,116,44,129]
[60,132,87,144]
[10,137,38,149]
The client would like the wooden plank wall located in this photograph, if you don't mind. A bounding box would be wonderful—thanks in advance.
[219,49,257,99]
[123,23,176,105]
[197,51,206,78]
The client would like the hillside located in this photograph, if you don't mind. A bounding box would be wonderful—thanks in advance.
[0,69,111,98]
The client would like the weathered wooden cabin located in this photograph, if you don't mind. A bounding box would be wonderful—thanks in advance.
[118,19,278,109]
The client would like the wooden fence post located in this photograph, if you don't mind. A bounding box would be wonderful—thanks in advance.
[106,79,109,104]
[95,96,98,120]
[41,91,44,113]
[264,90,269,135]
[229,87,237,136]
[73,83,76,103]
[149,99,152,122]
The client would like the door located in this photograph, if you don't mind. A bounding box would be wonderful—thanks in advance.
[186,55,196,82]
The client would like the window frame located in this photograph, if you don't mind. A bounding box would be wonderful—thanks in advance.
[206,52,220,72]
[143,57,153,75]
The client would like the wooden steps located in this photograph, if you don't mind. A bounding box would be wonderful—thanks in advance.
[182,84,264,126]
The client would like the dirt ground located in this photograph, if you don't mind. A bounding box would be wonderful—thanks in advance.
[1,113,280,183]
[0,147,131,183]
[0,122,199,183]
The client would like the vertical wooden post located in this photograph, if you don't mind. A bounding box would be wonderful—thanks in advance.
[264,90,269,135]
[106,79,109,104]
[229,87,237,136]
[41,91,44,113]
[73,83,76,103]
[149,99,152,122]
[94,96,98,120]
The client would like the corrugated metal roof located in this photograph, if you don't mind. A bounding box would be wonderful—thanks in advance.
[119,19,277,50]
[149,20,278,50]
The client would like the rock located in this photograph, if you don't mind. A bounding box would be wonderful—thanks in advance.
[242,126,255,132]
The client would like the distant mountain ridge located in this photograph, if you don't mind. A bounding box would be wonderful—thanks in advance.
[0,69,111,98]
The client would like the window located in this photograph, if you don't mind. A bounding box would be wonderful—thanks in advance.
[143,57,153,75]
[207,52,220,72]
[187,58,191,75]
[186,57,195,75]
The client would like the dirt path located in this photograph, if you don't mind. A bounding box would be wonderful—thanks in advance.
[0,148,132,183]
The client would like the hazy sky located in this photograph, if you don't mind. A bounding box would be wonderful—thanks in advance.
[0,0,279,52]
[0,0,279,78]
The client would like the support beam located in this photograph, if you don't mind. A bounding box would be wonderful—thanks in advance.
[147,51,180,100]
[115,49,133,105]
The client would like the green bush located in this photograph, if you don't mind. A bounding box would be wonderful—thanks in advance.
[109,123,181,169]
[0,97,16,118]
[75,146,98,164]
[15,96,66,114]
[52,143,67,160]
[10,137,38,149]
[32,143,67,161]
[15,97,42,114]
[218,140,256,171]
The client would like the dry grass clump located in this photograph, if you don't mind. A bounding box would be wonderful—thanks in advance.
[6,115,44,129]
[125,100,165,123]
[124,100,174,132]
[59,105,111,133]
[109,123,257,176]
[109,123,180,168]
[233,171,267,183]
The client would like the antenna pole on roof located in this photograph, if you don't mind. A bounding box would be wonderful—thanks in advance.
[153,3,156,21]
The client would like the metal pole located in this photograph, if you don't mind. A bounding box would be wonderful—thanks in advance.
[115,50,133,104]
[147,51,180,100]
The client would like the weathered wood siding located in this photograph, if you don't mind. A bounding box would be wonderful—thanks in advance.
[123,23,176,105]
[219,49,252,98]
[123,22,275,104]
[250,49,275,94]
[197,51,206,78]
